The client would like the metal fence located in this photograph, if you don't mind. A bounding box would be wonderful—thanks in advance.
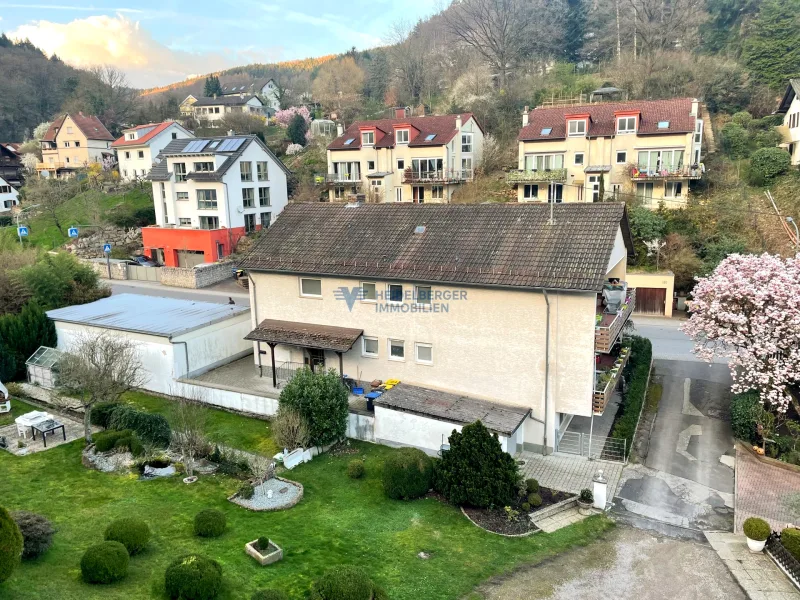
[127,265,161,282]
[556,431,627,463]
[767,532,800,590]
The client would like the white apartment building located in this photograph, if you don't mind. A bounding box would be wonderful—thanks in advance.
[777,80,800,165]
[192,95,264,128]
[112,121,194,181]
[144,134,290,267]
[0,176,19,212]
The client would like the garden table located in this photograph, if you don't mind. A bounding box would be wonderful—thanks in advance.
[31,419,66,448]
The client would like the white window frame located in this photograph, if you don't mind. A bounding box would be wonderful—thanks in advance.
[664,181,683,198]
[299,277,322,298]
[461,133,473,153]
[524,153,564,171]
[362,336,379,358]
[414,285,432,308]
[567,119,586,137]
[388,339,405,361]
[396,129,409,144]
[415,342,433,365]
[615,151,627,164]
[361,131,374,146]
[574,152,585,166]
[616,116,637,134]
[367,160,375,171]
[178,217,192,226]
[395,187,402,202]
[361,281,377,303]
[523,184,538,200]
[387,283,403,305]
[431,186,444,199]
[397,159,405,171]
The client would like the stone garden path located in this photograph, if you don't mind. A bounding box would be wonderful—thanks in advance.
[735,445,800,533]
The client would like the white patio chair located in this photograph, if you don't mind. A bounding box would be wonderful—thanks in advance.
[16,422,27,439]
[0,400,10,414]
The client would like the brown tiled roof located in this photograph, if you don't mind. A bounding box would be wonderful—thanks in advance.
[374,383,530,436]
[518,98,696,141]
[239,203,633,292]
[328,113,477,150]
[42,113,115,142]
[192,95,261,107]
[245,319,363,352]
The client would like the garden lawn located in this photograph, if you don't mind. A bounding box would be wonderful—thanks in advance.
[0,436,612,600]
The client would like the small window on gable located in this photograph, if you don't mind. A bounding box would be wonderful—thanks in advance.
[616,116,636,134]
[540,127,552,136]
[568,120,586,136]
[344,138,355,145]
[424,134,436,141]
[657,121,670,129]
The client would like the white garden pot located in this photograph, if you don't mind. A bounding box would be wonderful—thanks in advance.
[746,537,766,553]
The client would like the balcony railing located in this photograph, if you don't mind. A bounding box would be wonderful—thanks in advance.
[320,173,361,184]
[36,162,67,170]
[593,348,630,414]
[630,166,702,180]
[595,287,636,353]
[402,169,471,184]
[506,168,568,184]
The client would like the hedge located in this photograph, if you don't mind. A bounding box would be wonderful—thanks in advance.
[108,404,171,447]
[165,554,223,600]
[610,336,652,455]
[730,392,760,443]
[90,402,123,428]
[782,527,800,561]
[382,448,432,500]
[308,565,377,600]
[0,506,23,583]
[194,509,226,538]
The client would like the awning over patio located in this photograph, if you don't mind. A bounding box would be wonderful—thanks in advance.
[245,319,363,352]
[374,383,530,436]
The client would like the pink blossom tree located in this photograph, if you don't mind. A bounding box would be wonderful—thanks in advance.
[274,106,311,129]
[681,253,800,412]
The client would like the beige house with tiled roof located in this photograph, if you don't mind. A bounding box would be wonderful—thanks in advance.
[509,98,705,208]
[324,110,484,203]
[38,113,115,176]
[239,202,636,455]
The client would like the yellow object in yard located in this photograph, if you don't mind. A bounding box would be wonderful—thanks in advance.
[385,379,401,385]
[383,384,394,390]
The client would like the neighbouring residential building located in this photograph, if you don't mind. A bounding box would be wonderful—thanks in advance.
[180,95,198,117]
[0,143,24,189]
[37,113,115,177]
[776,80,800,165]
[222,79,281,112]
[112,121,194,181]
[509,98,705,208]
[192,95,264,128]
[324,110,484,203]
[239,202,635,455]
[144,134,290,267]
[0,175,19,213]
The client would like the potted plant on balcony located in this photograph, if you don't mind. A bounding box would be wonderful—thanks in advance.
[577,488,594,515]
[743,517,771,552]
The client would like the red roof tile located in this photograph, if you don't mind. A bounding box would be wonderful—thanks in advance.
[112,122,178,148]
[328,113,478,150]
[42,113,115,142]
[518,98,696,141]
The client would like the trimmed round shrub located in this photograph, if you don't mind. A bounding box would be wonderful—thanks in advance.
[382,447,432,500]
[256,536,270,552]
[309,565,374,600]
[525,479,539,494]
[90,402,122,428]
[238,483,255,500]
[194,509,226,538]
[521,502,531,512]
[94,429,130,453]
[731,111,753,127]
[782,527,800,561]
[743,517,771,541]
[528,493,542,508]
[165,554,223,600]
[251,591,289,600]
[347,459,365,479]
[80,541,129,584]
[110,405,171,447]
[0,506,23,583]
[104,518,150,555]
[11,511,55,560]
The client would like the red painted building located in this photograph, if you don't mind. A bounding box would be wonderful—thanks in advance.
[142,226,251,267]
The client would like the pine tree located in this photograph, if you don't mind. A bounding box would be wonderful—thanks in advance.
[743,0,800,89]
[563,0,586,64]
[203,75,223,97]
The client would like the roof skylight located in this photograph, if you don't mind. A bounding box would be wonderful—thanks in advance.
[425,134,436,141]
[541,127,552,135]
[657,121,670,129]
[344,138,355,145]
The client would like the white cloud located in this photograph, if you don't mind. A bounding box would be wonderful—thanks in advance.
[8,14,283,88]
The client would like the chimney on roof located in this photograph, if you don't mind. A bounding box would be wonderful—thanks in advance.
[394,107,405,119]
[691,99,699,117]
[227,129,234,136]
[78,111,83,117]
[213,94,217,99]
[336,123,344,137]
[455,115,462,130]
[522,106,530,126]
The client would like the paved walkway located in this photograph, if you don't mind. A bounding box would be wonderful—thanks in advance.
[705,532,800,599]
[533,506,601,533]
[735,445,800,534]
[519,451,623,498]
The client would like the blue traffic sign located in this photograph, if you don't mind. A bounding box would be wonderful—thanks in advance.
[68,226,79,238]
[17,226,28,237]
[103,243,112,253]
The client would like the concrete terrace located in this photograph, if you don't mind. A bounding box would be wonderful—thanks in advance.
[519,452,624,500]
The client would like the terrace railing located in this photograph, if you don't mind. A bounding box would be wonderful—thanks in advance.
[630,165,702,180]
[506,168,568,184]
[402,169,471,184]
[593,349,630,414]
[595,288,636,353]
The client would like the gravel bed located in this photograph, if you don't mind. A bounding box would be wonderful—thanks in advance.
[230,477,303,511]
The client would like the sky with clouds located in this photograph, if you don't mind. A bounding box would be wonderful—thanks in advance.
[0,0,439,88]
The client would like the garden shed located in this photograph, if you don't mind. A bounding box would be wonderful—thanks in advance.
[47,294,252,394]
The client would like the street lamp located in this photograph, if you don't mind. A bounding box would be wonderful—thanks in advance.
[788,216,800,249]
[15,204,40,246]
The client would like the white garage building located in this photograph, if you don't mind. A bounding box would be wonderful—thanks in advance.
[47,294,251,395]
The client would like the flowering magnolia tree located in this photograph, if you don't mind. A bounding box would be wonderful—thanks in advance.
[274,106,311,128]
[681,253,800,412]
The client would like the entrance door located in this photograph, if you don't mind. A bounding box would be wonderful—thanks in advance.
[634,288,667,315]
[412,186,425,203]
[588,175,600,202]
[306,349,325,372]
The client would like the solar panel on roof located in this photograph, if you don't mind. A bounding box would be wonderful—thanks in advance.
[425,134,436,141]
[208,141,219,149]
[217,138,245,152]
[183,140,209,153]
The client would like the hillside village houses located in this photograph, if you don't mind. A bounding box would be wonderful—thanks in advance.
[221,78,281,112]
[238,202,634,455]
[192,94,264,128]
[0,176,19,213]
[776,79,800,165]
[143,134,290,267]
[0,143,24,189]
[180,95,198,117]
[325,110,484,203]
[37,113,115,177]
[112,121,194,182]
[509,98,705,208]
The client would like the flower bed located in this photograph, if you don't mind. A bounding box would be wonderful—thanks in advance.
[461,486,573,535]
[228,476,303,512]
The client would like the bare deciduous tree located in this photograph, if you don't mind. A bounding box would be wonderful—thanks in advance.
[271,407,310,451]
[311,57,365,125]
[57,331,146,443]
[170,392,208,478]
[22,176,82,237]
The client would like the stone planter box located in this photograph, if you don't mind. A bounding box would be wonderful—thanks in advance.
[245,539,283,566]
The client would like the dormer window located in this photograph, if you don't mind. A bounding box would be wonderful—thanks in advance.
[396,129,409,144]
[127,133,136,140]
[567,119,586,137]
[361,131,374,146]
[616,116,637,134]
